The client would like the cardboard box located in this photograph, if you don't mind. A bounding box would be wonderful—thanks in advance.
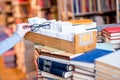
[25,31,97,54]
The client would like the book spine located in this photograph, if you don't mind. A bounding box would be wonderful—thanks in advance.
[39,65,66,78]
[38,58,73,71]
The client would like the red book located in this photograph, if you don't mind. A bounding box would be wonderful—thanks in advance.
[102,27,120,36]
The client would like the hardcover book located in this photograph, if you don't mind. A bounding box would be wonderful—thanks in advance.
[39,65,73,78]
[37,57,73,71]
[70,49,113,69]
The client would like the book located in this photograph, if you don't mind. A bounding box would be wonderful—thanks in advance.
[39,65,73,78]
[102,27,120,36]
[75,65,95,73]
[35,44,84,60]
[96,43,115,51]
[73,72,95,80]
[41,71,72,80]
[70,49,113,69]
[95,50,120,80]
[104,37,120,44]
[103,33,120,40]
[75,68,95,76]
[96,50,120,71]
[37,57,73,71]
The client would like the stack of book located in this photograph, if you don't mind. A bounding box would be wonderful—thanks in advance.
[102,27,120,49]
[70,48,113,80]
[95,50,120,80]
[15,40,36,73]
[34,44,80,80]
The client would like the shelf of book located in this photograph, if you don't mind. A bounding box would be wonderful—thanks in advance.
[58,0,117,24]
[30,0,58,20]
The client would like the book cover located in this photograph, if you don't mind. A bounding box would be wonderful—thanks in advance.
[103,27,120,34]
[38,58,73,71]
[95,50,120,71]
[70,49,113,69]
[39,65,73,78]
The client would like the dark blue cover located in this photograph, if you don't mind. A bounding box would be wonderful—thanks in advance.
[39,65,69,78]
[38,58,72,71]
[71,49,113,63]
[73,0,77,13]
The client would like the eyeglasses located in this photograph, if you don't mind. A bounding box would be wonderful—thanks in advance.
[30,22,51,32]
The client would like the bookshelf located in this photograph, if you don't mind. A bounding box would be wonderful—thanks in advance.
[30,0,58,20]
[12,0,30,23]
[57,0,117,25]
[1,0,15,26]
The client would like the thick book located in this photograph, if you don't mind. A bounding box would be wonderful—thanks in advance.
[95,50,120,71]
[37,57,73,71]
[41,71,72,80]
[39,65,73,78]
[70,49,113,69]
[102,27,120,36]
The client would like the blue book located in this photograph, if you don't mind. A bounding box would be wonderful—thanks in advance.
[39,65,73,78]
[70,49,113,69]
[38,58,73,71]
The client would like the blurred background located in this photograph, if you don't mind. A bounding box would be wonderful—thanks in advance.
[0,0,120,80]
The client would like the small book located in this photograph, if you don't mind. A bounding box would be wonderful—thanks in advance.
[37,57,74,71]
[70,49,113,69]
[39,65,73,78]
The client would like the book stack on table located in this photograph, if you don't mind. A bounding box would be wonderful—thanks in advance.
[35,44,77,80]
[102,27,120,49]
[15,40,36,73]
[70,48,113,80]
[34,43,113,80]
[95,50,120,80]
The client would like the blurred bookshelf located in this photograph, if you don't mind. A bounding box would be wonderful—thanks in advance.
[30,0,58,20]
[0,0,15,26]
[13,0,30,24]
[57,0,117,25]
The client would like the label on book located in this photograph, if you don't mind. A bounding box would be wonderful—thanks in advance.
[79,32,93,46]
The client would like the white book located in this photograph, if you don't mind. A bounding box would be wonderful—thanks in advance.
[75,65,95,73]
[95,50,120,70]
[75,68,95,76]
[73,76,85,80]
[73,72,95,80]
[70,61,94,69]
[41,71,72,80]
[40,55,70,64]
